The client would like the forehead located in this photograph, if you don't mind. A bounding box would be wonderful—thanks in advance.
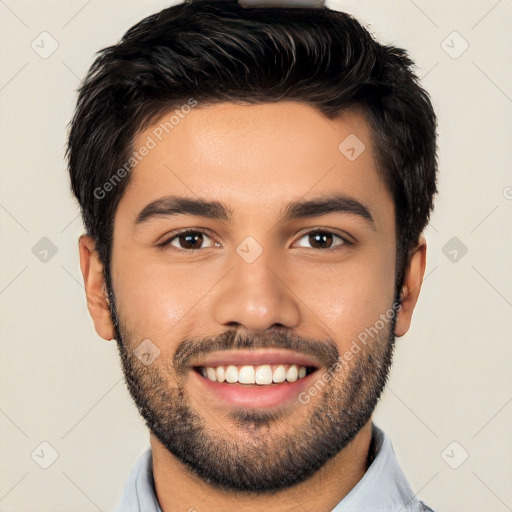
[119,102,393,226]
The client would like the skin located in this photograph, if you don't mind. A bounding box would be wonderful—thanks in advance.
[79,102,426,512]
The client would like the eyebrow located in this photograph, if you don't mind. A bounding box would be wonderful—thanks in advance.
[135,196,233,224]
[135,194,375,227]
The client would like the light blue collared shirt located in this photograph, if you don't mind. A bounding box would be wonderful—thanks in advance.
[112,424,436,512]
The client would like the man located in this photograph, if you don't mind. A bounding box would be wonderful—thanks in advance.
[67,0,438,510]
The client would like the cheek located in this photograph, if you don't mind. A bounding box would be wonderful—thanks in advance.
[111,252,218,344]
[295,249,395,351]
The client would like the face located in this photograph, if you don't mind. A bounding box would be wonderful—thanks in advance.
[85,102,416,493]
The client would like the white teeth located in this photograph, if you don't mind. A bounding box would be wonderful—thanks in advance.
[273,365,286,383]
[200,363,311,385]
[255,364,273,385]
[225,365,239,383]
[215,366,225,383]
[239,365,255,384]
[286,365,298,382]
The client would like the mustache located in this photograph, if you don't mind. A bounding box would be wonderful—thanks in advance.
[173,329,339,372]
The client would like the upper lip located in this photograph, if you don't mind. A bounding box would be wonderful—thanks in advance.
[191,349,321,369]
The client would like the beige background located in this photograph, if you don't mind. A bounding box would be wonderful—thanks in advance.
[1,1,511,511]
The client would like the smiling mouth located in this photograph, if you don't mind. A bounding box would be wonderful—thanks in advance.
[194,363,318,386]
[189,350,322,408]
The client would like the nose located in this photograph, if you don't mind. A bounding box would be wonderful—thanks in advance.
[211,247,301,333]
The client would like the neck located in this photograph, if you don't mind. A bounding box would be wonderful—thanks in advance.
[151,420,373,512]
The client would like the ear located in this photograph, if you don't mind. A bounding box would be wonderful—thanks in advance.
[78,235,115,341]
[394,237,427,337]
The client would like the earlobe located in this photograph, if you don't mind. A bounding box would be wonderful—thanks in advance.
[78,235,115,341]
[394,237,427,338]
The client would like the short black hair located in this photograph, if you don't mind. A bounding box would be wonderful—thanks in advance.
[67,0,438,295]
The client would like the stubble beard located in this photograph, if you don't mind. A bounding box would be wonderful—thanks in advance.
[106,275,399,494]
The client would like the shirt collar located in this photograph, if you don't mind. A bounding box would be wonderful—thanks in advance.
[112,448,162,512]
[330,423,424,511]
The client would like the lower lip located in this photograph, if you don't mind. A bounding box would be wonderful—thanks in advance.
[191,369,318,409]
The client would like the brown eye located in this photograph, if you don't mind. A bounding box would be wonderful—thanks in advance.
[164,230,216,250]
[295,231,346,250]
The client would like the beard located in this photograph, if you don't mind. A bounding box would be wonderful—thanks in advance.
[106,272,399,494]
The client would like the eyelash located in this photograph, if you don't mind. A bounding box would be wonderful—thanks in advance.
[157,229,353,252]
